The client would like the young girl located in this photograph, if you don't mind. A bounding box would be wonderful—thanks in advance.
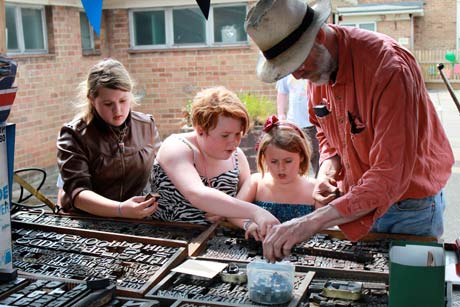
[232,115,316,240]
[148,86,279,236]
[57,59,161,218]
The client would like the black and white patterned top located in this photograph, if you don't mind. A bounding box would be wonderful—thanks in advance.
[148,135,240,225]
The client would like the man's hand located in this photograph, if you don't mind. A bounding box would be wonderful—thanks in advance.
[263,216,319,263]
[313,177,340,208]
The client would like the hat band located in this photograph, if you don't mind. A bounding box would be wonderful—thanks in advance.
[262,6,314,60]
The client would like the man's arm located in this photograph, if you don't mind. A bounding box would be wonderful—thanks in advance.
[263,203,373,262]
[313,155,342,206]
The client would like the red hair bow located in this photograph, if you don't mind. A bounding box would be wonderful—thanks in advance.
[262,115,279,132]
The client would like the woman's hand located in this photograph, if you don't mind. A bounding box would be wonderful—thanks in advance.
[119,196,158,219]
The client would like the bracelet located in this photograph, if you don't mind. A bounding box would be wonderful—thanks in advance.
[118,202,123,217]
[243,219,252,231]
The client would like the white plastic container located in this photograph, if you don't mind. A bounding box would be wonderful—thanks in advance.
[247,260,295,305]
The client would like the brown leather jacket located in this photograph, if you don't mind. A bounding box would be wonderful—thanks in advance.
[57,111,161,210]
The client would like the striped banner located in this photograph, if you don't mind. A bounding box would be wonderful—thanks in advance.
[0,88,17,124]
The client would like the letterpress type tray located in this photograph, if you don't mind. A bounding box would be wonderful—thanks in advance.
[191,225,435,282]
[0,274,116,306]
[144,260,314,307]
[11,225,187,297]
[11,210,217,255]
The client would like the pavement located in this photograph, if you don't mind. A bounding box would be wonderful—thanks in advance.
[429,89,460,244]
[428,89,460,306]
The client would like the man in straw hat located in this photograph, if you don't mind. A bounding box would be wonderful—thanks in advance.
[245,0,454,262]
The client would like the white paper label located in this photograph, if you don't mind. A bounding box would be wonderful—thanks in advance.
[0,125,12,269]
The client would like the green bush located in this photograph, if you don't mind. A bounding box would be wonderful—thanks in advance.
[181,99,193,128]
[239,93,276,126]
[181,93,276,128]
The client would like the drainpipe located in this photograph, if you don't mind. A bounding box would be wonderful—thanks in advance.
[0,0,5,53]
[410,13,414,50]
[457,0,460,53]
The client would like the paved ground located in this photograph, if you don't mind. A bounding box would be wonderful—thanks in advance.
[429,89,460,244]
[425,89,460,306]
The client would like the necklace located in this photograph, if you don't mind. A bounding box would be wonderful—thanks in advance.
[110,124,128,154]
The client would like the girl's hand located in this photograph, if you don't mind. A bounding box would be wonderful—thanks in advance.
[245,222,262,241]
[252,208,280,238]
[119,196,158,219]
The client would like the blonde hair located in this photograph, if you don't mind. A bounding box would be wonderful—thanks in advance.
[74,58,136,123]
[191,86,250,135]
[256,123,312,176]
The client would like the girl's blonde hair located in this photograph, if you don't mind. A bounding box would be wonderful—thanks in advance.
[256,122,312,176]
[74,58,137,123]
[191,86,250,135]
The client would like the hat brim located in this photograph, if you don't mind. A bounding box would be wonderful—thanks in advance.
[255,0,331,83]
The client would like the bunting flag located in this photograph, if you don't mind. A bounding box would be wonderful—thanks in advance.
[195,0,210,20]
[81,0,103,36]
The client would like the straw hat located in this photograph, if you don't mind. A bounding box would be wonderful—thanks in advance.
[245,0,331,83]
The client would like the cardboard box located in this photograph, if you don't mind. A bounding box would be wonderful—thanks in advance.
[389,241,445,307]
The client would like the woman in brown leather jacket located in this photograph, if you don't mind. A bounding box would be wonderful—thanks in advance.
[57,59,161,219]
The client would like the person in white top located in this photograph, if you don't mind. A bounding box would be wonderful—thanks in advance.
[276,74,319,176]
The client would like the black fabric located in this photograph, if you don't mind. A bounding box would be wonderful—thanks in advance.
[263,6,314,60]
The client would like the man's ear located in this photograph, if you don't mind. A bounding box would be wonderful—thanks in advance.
[196,126,204,135]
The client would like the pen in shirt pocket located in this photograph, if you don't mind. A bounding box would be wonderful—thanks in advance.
[313,98,331,117]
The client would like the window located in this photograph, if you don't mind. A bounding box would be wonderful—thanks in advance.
[341,22,376,32]
[133,10,166,46]
[173,8,206,45]
[129,3,247,49]
[80,12,95,51]
[5,4,47,54]
[213,6,246,44]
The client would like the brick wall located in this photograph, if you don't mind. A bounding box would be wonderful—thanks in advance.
[9,6,109,171]
[336,0,456,50]
[414,0,456,49]
[8,5,276,172]
[103,9,276,134]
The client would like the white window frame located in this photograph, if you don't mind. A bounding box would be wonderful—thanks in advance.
[129,3,248,50]
[340,21,377,32]
[6,3,48,55]
[80,11,95,51]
